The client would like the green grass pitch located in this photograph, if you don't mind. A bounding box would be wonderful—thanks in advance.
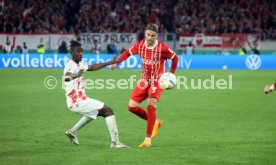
[1,69,276,165]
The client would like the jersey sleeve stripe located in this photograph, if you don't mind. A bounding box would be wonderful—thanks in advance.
[170,53,176,60]
[129,48,133,55]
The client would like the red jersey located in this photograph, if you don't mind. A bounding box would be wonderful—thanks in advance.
[117,39,178,80]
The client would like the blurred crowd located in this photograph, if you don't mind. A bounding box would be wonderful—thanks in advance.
[0,0,275,40]
[173,0,276,40]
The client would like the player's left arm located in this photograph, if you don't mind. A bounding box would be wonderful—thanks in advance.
[87,54,118,71]
[162,45,178,74]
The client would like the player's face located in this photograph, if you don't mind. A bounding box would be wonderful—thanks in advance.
[145,30,157,47]
[72,47,84,63]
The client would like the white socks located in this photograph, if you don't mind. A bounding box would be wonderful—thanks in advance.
[105,115,119,143]
[270,85,275,91]
[145,137,151,141]
[70,115,120,143]
[71,116,93,132]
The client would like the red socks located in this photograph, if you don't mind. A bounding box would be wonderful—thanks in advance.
[128,106,148,120]
[274,82,276,88]
[128,105,157,138]
[146,105,156,138]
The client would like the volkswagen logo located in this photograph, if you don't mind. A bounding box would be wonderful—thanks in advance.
[245,55,262,70]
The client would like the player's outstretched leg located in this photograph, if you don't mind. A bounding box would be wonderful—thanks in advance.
[128,99,148,120]
[65,116,93,145]
[128,106,148,120]
[98,105,128,148]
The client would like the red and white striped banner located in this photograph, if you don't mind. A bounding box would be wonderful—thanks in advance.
[179,34,245,49]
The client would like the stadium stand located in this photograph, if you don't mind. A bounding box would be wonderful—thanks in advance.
[0,0,275,40]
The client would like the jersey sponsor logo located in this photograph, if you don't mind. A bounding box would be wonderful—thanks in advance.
[245,55,261,70]
[142,59,159,65]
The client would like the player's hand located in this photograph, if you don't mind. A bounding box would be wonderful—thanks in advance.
[264,85,272,94]
[110,63,117,70]
[110,54,119,64]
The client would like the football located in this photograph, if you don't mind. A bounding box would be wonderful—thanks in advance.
[159,72,177,89]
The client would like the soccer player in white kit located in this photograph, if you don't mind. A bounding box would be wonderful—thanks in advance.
[64,40,128,148]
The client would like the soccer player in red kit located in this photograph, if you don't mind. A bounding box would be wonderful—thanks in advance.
[264,82,276,94]
[110,23,178,147]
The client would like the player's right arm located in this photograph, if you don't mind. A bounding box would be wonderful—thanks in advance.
[64,60,84,82]
[64,70,84,82]
[110,41,140,70]
[87,54,118,71]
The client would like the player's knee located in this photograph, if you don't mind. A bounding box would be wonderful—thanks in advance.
[107,109,114,116]
[128,99,140,107]
[99,105,114,117]
[106,107,114,116]
[148,99,157,107]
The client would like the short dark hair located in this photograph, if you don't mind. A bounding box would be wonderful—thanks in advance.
[70,40,82,53]
[145,23,158,33]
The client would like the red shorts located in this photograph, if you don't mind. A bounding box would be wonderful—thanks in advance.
[130,79,163,103]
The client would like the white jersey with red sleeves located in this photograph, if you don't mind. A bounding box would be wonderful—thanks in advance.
[128,39,176,80]
[63,60,88,109]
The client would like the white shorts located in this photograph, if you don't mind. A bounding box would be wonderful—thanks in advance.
[69,98,104,119]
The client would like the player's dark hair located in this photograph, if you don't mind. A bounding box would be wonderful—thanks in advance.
[70,40,82,53]
[145,23,159,33]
